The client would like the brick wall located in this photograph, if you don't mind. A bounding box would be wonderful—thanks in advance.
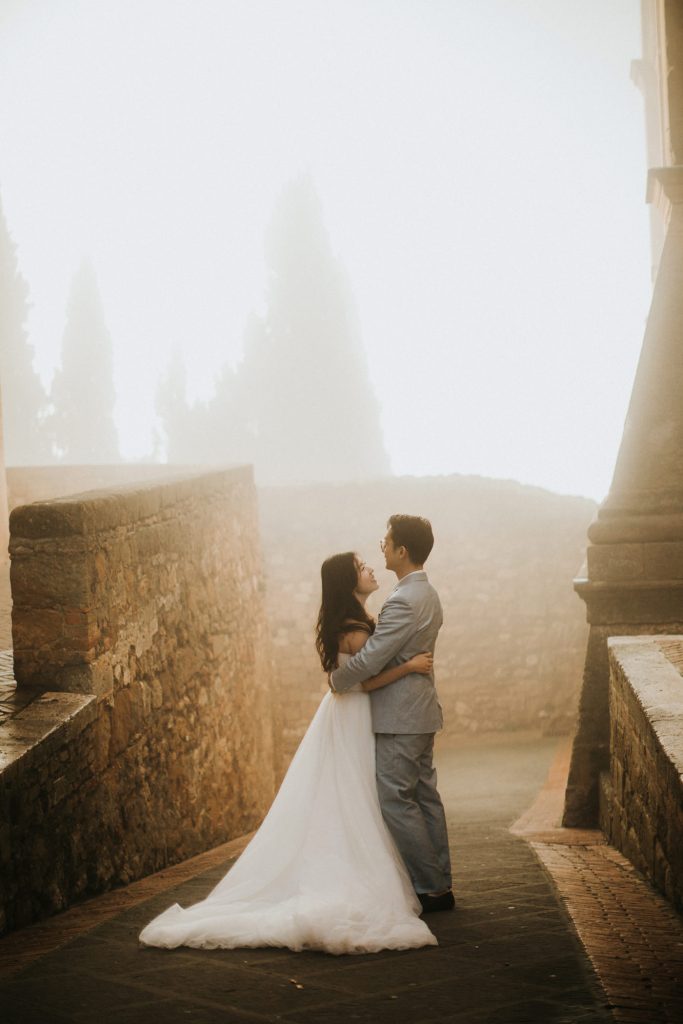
[1,468,278,933]
[601,636,683,913]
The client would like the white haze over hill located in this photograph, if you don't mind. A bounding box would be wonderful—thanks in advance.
[0,0,651,499]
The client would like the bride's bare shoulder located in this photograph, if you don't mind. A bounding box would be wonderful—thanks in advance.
[338,620,372,656]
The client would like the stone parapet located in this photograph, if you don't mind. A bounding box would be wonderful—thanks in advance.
[9,469,254,693]
[600,636,683,912]
[2,468,277,934]
[6,464,185,514]
[0,690,96,781]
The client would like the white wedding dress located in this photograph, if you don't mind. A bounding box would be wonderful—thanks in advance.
[139,656,436,955]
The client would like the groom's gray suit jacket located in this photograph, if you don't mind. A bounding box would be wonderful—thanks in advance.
[330,570,443,734]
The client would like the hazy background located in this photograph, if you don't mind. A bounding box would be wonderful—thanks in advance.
[0,0,651,499]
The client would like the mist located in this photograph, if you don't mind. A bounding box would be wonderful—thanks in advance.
[0,0,650,499]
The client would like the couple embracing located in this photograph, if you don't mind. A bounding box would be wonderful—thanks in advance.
[140,514,452,954]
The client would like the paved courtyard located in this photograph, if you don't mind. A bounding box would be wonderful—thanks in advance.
[1,732,681,1023]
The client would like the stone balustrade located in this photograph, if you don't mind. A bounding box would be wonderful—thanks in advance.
[0,467,278,934]
[601,636,683,912]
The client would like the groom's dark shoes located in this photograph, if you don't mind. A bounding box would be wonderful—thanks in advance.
[418,890,455,913]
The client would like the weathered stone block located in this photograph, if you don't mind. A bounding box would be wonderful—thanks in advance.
[587,543,644,581]
[10,549,89,607]
[12,609,63,648]
[643,540,683,579]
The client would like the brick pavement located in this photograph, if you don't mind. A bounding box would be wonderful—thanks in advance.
[512,739,683,1024]
[1,734,615,1023]
[1,725,682,1022]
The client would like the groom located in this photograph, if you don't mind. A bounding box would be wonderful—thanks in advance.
[330,514,454,913]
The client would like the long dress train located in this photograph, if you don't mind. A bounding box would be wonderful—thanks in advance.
[139,658,436,955]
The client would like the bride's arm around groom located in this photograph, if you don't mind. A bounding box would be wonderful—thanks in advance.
[330,589,423,692]
[329,567,443,736]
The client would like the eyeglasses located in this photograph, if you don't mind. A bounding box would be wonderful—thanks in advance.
[379,538,387,552]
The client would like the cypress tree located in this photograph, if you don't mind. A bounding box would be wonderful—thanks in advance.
[0,192,50,464]
[50,261,120,463]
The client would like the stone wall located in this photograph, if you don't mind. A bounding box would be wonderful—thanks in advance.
[7,464,183,514]
[1,467,278,934]
[600,636,683,913]
[258,476,596,760]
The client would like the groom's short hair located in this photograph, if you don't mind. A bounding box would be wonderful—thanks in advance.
[387,514,434,565]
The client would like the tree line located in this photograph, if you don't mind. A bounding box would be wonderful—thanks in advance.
[0,177,389,483]
[0,198,118,465]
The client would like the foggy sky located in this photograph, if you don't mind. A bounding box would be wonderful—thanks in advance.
[0,0,651,499]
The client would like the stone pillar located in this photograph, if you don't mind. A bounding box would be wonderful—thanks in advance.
[563,167,683,826]
[563,0,683,828]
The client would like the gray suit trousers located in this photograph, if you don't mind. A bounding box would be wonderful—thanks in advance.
[375,732,452,894]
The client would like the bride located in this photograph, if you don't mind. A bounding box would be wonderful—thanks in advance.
[139,551,437,955]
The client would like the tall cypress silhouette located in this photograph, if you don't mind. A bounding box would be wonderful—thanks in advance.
[50,261,119,462]
[155,349,214,464]
[240,176,390,483]
[0,192,50,464]
[156,178,390,481]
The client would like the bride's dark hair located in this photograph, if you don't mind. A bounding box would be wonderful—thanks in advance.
[315,551,375,673]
